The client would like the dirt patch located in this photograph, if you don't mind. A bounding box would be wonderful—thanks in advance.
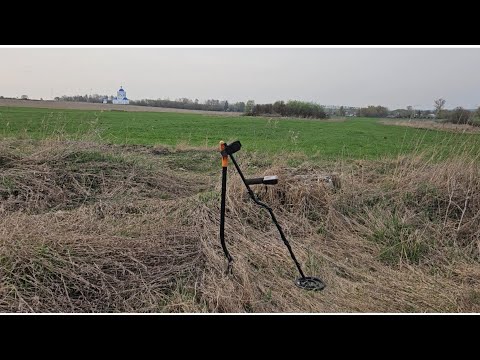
[380,119,480,134]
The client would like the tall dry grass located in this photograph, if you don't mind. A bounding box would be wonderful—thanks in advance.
[1,139,479,312]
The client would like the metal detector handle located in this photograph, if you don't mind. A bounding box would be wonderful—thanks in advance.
[220,141,242,157]
[245,175,279,186]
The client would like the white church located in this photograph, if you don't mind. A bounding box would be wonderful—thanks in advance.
[111,86,129,105]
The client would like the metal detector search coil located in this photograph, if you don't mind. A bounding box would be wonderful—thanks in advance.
[218,140,325,291]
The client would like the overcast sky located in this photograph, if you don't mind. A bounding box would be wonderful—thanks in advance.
[1,47,479,109]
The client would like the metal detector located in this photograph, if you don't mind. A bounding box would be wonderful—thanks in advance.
[219,140,325,291]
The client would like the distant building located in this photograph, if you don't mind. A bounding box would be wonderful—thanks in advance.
[102,98,108,104]
[112,86,129,105]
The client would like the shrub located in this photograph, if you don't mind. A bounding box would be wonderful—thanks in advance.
[356,105,389,118]
[447,107,472,125]
[251,100,327,119]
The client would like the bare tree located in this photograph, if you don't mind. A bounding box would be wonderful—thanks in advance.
[407,105,414,119]
[434,98,446,119]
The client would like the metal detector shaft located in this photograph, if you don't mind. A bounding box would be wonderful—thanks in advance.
[229,154,306,279]
[219,142,233,274]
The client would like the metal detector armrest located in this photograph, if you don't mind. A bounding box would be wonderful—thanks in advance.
[245,175,278,186]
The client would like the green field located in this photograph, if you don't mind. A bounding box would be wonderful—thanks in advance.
[1,107,479,159]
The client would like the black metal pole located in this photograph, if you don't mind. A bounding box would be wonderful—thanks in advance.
[220,166,233,273]
[229,153,306,279]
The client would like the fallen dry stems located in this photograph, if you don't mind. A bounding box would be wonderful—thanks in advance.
[1,140,479,312]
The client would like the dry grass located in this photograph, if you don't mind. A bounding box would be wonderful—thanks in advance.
[1,140,479,312]
[0,141,201,213]
[381,119,480,134]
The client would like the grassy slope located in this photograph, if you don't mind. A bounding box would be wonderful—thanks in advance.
[1,107,479,159]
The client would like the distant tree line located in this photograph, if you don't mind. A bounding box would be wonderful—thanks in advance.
[0,96,14,100]
[246,100,328,119]
[439,107,479,125]
[430,98,479,126]
[388,108,435,119]
[380,99,479,126]
[55,94,109,103]
[129,98,245,112]
[53,94,245,112]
